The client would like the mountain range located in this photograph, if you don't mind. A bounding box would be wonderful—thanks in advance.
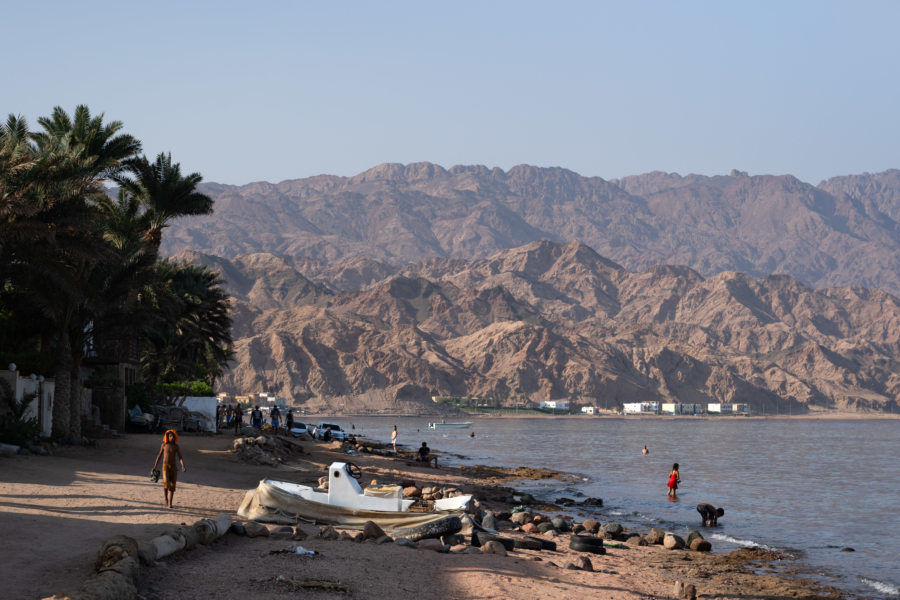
[179,238,900,414]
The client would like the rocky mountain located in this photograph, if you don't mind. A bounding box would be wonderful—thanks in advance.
[184,241,900,414]
[162,164,900,295]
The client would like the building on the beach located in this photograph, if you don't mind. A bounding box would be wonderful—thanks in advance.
[257,392,287,407]
[581,406,598,414]
[708,403,750,415]
[623,402,659,414]
[660,402,705,415]
[539,400,569,411]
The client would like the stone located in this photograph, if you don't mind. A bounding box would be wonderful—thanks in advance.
[674,581,696,600]
[582,519,600,533]
[375,535,394,545]
[292,526,308,540]
[645,527,666,545]
[563,561,578,570]
[686,531,703,546]
[555,497,575,506]
[417,538,445,552]
[229,522,246,536]
[441,534,463,546]
[602,523,623,536]
[531,514,546,524]
[572,524,585,534]
[362,520,386,540]
[626,535,648,547]
[582,497,603,506]
[403,486,422,498]
[537,522,555,533]
[270,526,294,539]
[244,522,270,538]
[394,537,416,548]
[574,556,594,571]
[551,517,569,531]
[481,514,497,530]
[316,525,339,540]
[690,538,712,552]
[522,522,539,534]
[481,540,507,556]
[664,533,686,550]
[510,511,531,525]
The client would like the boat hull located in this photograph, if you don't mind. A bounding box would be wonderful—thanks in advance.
[428,422,472,429]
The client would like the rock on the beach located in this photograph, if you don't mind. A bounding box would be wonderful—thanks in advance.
[582,497,603,506]
[244,522,270,538]
[292,526,308,540]
[481,540,507,556]
[416,538,443,552]
[537,522,555,533]
[555,497,575,506]
[572,524,585,534]
[510,511,531,525]
[403,486,421,498]
[394,538,416,548]
[686,531,704,547]
[522,522,538,534]
[551,517,569,532]
[626,534,648,547]
[574,556,594,571]
[317,525,339,540]
[690,538,712,552]
[481,514,497,530]
[582,519,600,533]
[270,526,295,539]
[664,533,686,549]
[362,521,386,540]
[229,522,246,536]
[375,535,394,545]
[646,527,666,545]
[674,580,697,600]
[602,523,623,536]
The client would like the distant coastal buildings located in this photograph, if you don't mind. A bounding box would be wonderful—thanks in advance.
[622,401,750,415]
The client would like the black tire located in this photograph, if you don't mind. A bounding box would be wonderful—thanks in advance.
[570,534,605,548]
[524,535,556,551]
[513,537,543,551]
[393,516,462,542]
[476,531,515,551]
[569,540,606,554]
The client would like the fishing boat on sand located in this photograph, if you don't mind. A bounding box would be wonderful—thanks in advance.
[427,421,472,430]
[237,462,474,532]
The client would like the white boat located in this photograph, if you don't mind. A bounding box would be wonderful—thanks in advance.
[427,421,472,430]
[237,461,473,530]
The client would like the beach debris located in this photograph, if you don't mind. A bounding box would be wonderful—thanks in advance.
[392,515,462,542]
[481,540,507,556]
[513,537,543,551]
[664,533,686,550]
[569,534,606,555]
[273,575,349,593]
[417,538,446,552]
[229,522,246,536]
[475,532,516,551]
[375,534,393,544]
[394,537,417,548]
[268,545,318,556]
[481,513,497,530]
[317,525,339,540]
[230,435,303,465]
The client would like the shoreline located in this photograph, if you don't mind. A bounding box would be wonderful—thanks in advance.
[0,430,849,600]
[317,410,900,421]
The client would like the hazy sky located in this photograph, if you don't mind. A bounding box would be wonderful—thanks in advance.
[5,1,898,185]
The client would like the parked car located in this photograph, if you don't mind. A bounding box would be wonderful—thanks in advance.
[312,422,348,442]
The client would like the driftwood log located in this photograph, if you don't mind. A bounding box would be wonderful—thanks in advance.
[43,513,232,600]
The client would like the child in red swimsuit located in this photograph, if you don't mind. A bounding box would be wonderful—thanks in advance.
[667,463,680,497]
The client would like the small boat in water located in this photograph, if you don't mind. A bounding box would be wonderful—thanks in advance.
[237,461,473,530]
[428,421,472,430]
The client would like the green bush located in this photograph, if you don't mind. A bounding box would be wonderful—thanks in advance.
[0,380,40,447]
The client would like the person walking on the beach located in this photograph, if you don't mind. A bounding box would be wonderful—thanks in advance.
[233,404,243,435]
[285,409,294,432]
[391,425,398,453]
[271,405,281,430]
[667,463,680,497]
[152,430,186,508]
[251,405,262,428]
[697,503,724,526]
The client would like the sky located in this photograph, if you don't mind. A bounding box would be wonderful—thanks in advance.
[4,1,899,186]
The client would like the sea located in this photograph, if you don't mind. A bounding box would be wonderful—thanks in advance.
[334,415,899,599]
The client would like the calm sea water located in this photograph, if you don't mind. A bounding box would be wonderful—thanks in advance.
[337,416,899,599]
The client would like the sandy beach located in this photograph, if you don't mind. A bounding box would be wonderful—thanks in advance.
[0,431,843,600]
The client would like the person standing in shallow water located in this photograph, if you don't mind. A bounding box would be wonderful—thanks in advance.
[667,463,680,497]
[152,430,186,508]
[391,425,398,453]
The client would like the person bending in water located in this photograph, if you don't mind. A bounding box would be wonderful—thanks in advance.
[667,463,680,497]
[697,503,724,526]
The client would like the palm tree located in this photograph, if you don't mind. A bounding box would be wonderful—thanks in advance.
[119,153,213,255]
[27,105,140,440]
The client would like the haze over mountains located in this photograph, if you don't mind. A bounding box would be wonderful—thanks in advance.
[167,164,900,413]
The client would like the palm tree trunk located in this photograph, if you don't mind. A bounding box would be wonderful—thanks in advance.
[51,333,72,440]
[68,359,83,440]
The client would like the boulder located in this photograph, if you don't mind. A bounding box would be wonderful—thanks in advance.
[403,486,422,498]
[522,522,539,534]
[582,497,603,506]
[481,514,497,530]
[602,523,623,536]
[510,511,531,525]
[481,540,507,556]
[362,521,386,540]
[555,497,575,506]
[626,535,648,547]
[244,522,270,538]
[645,527,666,545]
[292,526,308,540]
[572,524,585,534]
[582,519,600,533]
[316,525,339,540]
[551,517,569,532]
[685,531,704,546]
[531,514,546,524]
[663,533,685,550]
[537,522,555,533]
[690,538,712,552]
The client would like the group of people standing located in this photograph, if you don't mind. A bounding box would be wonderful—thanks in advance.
[216,404,296,435]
